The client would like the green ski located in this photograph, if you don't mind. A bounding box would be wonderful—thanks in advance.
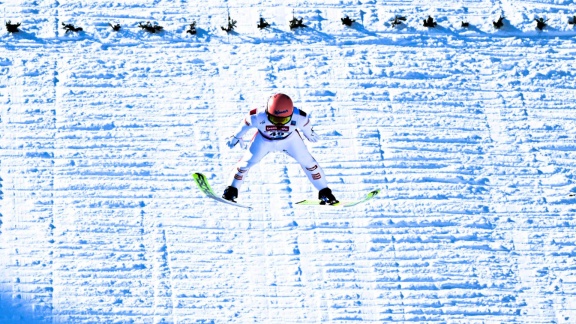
[193,173,253,210]
[296,189,380,207]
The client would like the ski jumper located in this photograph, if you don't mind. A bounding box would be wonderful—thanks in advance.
[228,107,328,191]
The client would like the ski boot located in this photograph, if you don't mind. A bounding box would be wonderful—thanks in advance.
[222,186,238,203]
[318,187,339,205]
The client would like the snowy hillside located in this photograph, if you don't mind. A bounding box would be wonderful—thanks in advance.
[1,0,576,323]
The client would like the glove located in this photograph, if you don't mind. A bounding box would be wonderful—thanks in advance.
[227,136,247,149]
[304,129,319,143]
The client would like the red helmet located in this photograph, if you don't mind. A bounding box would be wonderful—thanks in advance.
[266,93,293,125]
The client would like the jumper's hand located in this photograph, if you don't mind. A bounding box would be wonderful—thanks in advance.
[304,129,319,143]
[227,136,247,149]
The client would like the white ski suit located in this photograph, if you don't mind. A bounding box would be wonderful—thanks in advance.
[228,107,329,191]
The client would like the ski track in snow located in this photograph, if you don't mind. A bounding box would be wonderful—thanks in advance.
[1,0,576,323]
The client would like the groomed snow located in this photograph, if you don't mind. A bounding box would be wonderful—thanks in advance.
[1,0,576,323]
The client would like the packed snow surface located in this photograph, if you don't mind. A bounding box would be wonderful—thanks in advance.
[1,0,576,323]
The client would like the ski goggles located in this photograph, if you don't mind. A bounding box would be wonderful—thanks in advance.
[266,112,292,125]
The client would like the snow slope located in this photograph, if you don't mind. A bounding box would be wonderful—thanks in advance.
[1,0,576,323]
